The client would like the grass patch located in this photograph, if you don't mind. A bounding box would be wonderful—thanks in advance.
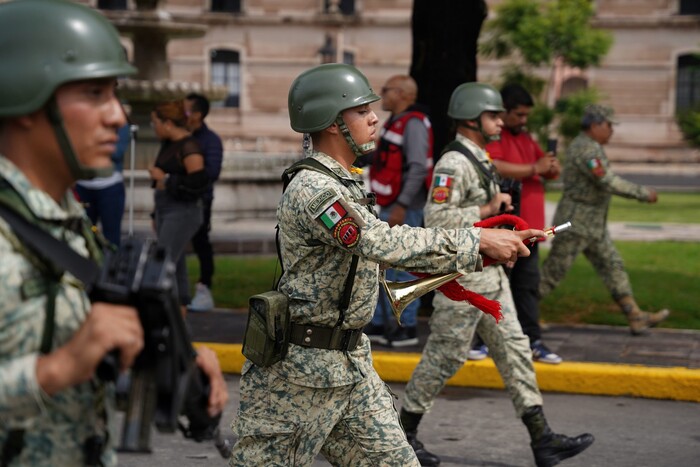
[539,241,700,330]
[187,255,278,309]
[545,191,700,224]
[189,240,700,331]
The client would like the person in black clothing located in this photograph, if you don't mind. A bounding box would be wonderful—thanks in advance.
[184,93,224,312]
[149,100,209,316]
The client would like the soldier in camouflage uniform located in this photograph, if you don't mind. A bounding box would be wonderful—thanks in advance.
[0,1,227,466]
[229,65,543,466]
[539,104,670,335]
[400,83,594,467]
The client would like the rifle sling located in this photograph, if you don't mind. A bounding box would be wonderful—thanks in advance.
[0,205,103,465]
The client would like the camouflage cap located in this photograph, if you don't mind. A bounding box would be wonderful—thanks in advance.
[582,104,618,125]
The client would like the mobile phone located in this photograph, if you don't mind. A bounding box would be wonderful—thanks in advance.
[546,138,558,156]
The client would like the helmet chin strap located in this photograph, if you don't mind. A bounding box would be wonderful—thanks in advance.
[46,97,113,181]
[462,118,500,143]
[335,115,375,158]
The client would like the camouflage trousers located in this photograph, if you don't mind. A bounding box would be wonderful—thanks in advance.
[539,229,633,301]
[230,364,420,466]
[403,274,542,418]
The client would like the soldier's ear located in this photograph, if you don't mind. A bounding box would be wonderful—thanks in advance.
[13,111,43,130]
[325,122,340,136]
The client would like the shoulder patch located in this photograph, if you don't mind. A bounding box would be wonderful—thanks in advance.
[315,197,365,248]
[587,158,606,178]
[306,188,339,218]
[435,167,455,175]
[430,174,453,204]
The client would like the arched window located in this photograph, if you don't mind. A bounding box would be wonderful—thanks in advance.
[676,54,700,112]
[212,0,242,13]
[98,0,127,10]
[211,49,240,108]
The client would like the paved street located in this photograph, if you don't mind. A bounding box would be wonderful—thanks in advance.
[117,374,700,467]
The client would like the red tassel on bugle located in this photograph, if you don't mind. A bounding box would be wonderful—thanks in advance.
[411,272,503,323]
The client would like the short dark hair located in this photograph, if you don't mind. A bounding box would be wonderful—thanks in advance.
[500,83,534,112]
[186,92,210,119]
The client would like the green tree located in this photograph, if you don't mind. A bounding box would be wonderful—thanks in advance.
[480,0,613,144]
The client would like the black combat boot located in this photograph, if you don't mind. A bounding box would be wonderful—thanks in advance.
[400,408,441,466]
[522,406,594,467]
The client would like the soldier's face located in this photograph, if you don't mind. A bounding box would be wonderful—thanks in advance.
[504,105,531,134]
[480,111,503,139]
[341,103,379,147]
[56,78,126,170]
[591,120,614,145]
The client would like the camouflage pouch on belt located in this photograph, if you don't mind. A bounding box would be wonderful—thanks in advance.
[242,291,290,367]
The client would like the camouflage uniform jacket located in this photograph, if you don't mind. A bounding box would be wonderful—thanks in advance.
[268,151,484,388]
[554,133,651,238]
[0,157,116,466]
[426,134,504,294]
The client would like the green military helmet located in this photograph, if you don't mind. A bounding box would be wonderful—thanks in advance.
[0,0,136,117]
[448,82,505,121]
[288,63,380,133]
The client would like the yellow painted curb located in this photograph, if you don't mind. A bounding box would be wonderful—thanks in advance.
[195,342,700,403]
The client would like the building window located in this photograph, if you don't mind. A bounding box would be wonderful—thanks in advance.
[679,0,700,15]
[211,49,240,108]
[212,0,242,13]
[677,54,700,112]
[324,0,355,15]
[98,0,127,10]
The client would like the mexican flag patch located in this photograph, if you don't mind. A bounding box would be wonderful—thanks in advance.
[320,201,347,229]
[587,158,606,178]
[431,174,453,204]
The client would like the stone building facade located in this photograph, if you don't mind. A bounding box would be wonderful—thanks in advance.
[84,0,698,165]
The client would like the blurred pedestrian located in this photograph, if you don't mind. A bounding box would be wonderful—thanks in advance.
[149,100,209,315]
[539,104,670,335]
[184,93,223,312]
[364,75,433,347]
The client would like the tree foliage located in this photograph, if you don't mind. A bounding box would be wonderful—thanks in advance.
[676,109,700,148]
[480,0,612,148]
[480,0,612,69]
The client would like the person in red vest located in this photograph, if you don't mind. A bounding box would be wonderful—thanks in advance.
[364,75,434,347]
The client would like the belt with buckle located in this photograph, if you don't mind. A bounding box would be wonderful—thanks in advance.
[289,323,362,351]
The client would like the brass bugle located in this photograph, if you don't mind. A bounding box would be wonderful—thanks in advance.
[380,271,462,325]
[381,222,572,325]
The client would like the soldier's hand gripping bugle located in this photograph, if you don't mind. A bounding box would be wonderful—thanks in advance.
[479,227,546,264]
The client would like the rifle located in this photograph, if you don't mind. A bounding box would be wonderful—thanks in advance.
[93,237,225,454]
[0,201,228,458]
